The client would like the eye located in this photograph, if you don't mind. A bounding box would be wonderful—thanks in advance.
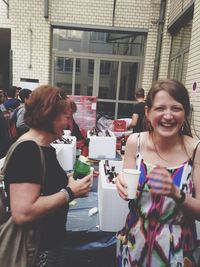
[154,107,164,111]
[172,106,184,112]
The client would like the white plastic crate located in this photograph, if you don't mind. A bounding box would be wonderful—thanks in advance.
[98,160,129,232]
[87,131,116,159]
[51,136,76,171]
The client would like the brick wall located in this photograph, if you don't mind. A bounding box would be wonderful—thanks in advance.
[0,0,162,93]
[10,0,51,86]
[169,0,194,24]
[0,1,10,26]
[185,0,200,137]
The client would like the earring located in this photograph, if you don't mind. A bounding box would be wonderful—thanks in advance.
[180,122,185,135]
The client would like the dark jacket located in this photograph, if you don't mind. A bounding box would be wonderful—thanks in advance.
[0,110,11,158]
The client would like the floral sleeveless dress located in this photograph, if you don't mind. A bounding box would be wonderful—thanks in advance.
[117,134,198,267]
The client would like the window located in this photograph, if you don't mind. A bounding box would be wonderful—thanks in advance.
[52,28,146,119]
[90,32,107,42]
[169,20,192,83]
[100,61,111,75]
[53,29,146,56]
[56,57,80,73]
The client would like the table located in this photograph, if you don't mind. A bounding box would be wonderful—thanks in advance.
[64,177,117,267]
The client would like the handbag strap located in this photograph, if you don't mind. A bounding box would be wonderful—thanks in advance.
[0,139,46,188]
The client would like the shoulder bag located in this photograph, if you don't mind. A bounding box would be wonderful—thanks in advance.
[0,139,46,267]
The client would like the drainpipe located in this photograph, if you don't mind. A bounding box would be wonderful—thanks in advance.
[152,0,167,81]
[112,0,117,27]
[2,0,9,18]
[44,0,49,19]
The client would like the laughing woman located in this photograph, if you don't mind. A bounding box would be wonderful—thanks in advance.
[116,79,200,267]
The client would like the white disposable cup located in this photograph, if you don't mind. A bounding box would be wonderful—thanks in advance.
[122,168,141,199]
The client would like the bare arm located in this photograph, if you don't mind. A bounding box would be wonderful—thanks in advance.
[127,113,139,130]
[10,173,93,224]
[179,145,200,220]
[116,133,137,199]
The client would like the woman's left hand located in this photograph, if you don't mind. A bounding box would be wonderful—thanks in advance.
[147,165,177,198]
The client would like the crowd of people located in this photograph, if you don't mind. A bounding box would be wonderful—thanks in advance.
[0,79,200,267]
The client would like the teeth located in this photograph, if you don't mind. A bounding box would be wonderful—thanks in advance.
[160,123,174,127]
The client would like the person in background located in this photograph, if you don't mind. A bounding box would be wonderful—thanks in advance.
[127,87,146,132]
[0,89,6,105]
[3,85,93,267]
[68,99,84,141]
[0,109,10,158]
[2,86,21,111]
[15,88,32,136]
[116,79,200,266]
[16,86,22,99]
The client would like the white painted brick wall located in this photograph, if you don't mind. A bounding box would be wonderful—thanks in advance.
[10,0,51,86]
[185,0,200,137]
[0,1,10,27]
[169,0,193,24]
[0,0,161,93]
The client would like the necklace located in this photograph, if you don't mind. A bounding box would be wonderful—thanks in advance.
[151,133,173,163]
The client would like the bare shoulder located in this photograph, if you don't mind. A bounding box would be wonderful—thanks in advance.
[126,132,149,152]
[127,133,138,144]
[184,135,200,156]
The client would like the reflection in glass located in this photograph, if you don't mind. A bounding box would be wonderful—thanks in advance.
[181,51,189,84]
[117,103,133,118]
[119,62,138,101]
[75,58,94,96]
[98,61,118,99]
[97,101,115,119]
[54,56,73,95]
[53,29,146,56]
[169,20,192,82]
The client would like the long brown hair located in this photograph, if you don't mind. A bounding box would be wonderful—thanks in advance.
[145,79,192,136]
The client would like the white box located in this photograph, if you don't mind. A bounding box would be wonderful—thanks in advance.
[51,137,76,171]
[98,160,129,232]
[87,132,116,159]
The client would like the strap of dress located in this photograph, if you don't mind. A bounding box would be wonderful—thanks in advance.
[136,133,141,153]
[192,141,200,162]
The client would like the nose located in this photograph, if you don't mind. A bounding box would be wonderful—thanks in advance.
[163,110,173,119]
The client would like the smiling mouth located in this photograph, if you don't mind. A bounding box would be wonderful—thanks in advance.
[159,122,176,128]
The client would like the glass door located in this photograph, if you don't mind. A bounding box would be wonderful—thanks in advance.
[74,58,94,96]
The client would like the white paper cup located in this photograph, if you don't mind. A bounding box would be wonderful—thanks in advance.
[122,168,141,199]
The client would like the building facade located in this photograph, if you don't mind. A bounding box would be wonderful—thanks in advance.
[0,0,200,135]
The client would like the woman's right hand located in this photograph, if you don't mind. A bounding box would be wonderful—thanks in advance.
[67,173,93,198]
[115,172,128,200]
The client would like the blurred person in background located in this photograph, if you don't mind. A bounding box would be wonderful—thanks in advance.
[127,88,146,133]
[0,109,10,158]
[68,99,84,141]
[2,86,21,111]
[15,88,32,136]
